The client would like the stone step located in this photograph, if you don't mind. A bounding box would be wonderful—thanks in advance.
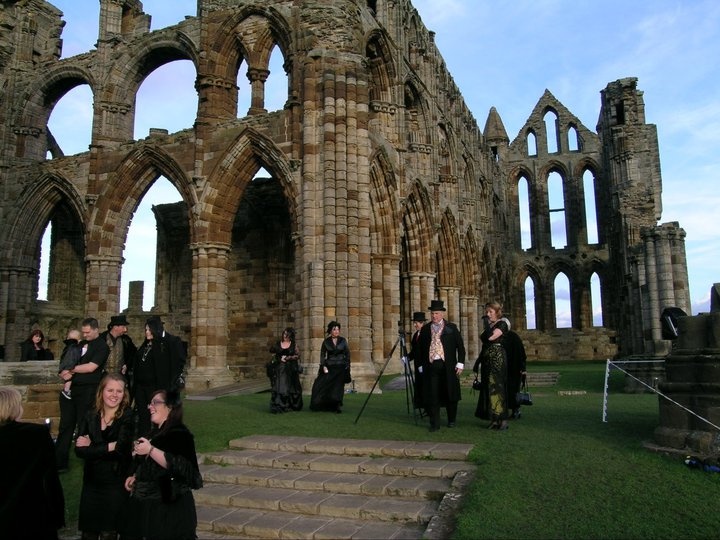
[200,462,452,499]
[195,435,475,539]
[196,504,428,539]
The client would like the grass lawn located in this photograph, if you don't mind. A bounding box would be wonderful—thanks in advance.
[59,361,719,539]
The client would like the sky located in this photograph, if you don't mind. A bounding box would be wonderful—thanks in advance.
[45,0,720,316]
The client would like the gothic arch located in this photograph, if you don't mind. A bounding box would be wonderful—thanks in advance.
[87,145,195,258]
[365,29,396,103]
[108,34,199,105]
[404,78,431,146]
[2,174,86,267]
[436,208,461,288]
[201,128,296,245]
[369,147,400,255]
[460,228,480,293]
[402,180,434,274]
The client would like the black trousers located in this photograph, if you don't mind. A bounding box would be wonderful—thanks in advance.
[55,383,96,468]
[427,359,458,428]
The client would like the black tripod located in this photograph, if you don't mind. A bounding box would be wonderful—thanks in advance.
[354,327,422,424]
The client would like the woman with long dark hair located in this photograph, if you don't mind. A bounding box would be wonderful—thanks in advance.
[310,321,351,413]
[121,389,202,540]
[75,373,134,540]
[19,328,54,361]
[268,327,303,413]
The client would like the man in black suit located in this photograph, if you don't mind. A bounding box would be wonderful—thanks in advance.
[405,311,427,415]
[417,300,465,432]
[55,317,109,470]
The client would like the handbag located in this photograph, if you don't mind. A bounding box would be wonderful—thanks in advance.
[344,366,352,384]
[516,379,533,406]
[472,375,482,391]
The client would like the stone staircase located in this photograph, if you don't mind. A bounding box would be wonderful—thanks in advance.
[195,435,475,539]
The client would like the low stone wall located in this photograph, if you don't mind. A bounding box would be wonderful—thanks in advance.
[0,361,62,435]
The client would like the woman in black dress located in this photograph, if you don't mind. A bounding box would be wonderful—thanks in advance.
[121,389,202,540]
[268,327,303,413]
[310,321,351,413]
[19,328,54,361]
[474,301,510,430]
[75,373,134,540]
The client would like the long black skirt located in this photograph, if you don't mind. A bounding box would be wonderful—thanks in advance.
[309,365,346,411]
[269,361,303,413]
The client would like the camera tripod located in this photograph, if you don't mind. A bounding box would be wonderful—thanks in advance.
[354,326,424,425]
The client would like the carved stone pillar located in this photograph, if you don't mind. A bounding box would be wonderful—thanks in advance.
[187,242,234,391]
[84,254,124,318]
[246,68,270,115]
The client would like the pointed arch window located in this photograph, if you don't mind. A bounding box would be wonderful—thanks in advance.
[568,125,579,152]
[590,272,603,326]
[544,110,559,153]
[526,130,537,157]
[583,169,599,244]
[518,175,531,250]
[525,275,537,330]
[548,171,567,249]
[554,272,571,328]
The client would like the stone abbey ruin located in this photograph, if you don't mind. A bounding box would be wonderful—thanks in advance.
[0,0,691,395]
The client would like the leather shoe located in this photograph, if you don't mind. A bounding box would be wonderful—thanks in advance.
[447,422,456,428]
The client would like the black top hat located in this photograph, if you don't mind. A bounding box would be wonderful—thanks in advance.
[428,300,446,312]
[412,312,427,322]
[108,314,130,328]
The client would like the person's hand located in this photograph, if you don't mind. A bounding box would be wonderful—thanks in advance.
[108,441,117,452]
[455,367,463,376]
[133,437,152,457]
[401,356,408,365]
[124,475,136,492]
[323,366,329,374]
[59,369,72,381]
[75,435,91,448]
[281,355,287,363]
[121,364,127,375]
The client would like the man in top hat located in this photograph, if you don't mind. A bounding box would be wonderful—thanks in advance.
[417,300,465,431]
[100,314,137,376]
[405,312,427,415]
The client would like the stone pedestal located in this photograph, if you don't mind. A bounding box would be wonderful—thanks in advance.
[654,312,720,454]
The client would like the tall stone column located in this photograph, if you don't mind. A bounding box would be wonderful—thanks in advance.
[371,254,401,372]
[247,68,270,115]
[84,254,123,320]
[461,294,479,359]
[0,265,36,360]
[187,242,234,391]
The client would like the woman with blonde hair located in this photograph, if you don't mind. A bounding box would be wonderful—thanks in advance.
[0,386,65,539]
[75,373,135,540]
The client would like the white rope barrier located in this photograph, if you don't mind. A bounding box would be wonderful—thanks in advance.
[602,359,720,431]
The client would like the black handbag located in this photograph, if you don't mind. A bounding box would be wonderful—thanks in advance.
[472,375,482,391]
[516,379,533,406]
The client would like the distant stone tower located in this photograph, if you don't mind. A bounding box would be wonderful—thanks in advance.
[0,0,689,393]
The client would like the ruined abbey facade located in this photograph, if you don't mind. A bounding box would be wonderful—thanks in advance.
[0,0,690,392]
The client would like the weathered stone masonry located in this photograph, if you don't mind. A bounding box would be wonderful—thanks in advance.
[0,0,689,395]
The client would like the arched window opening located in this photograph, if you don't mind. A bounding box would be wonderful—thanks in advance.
[265,45,288,112]
[524,276,537,330]
[135,60,196,139]
[237,59,250,117]
[526,131,537,156]
[548,171,567,248]
[518,176,531,250]
[46,84,93,158]
[554,272,571,328]
[38,223,52,300]
[568,125,579,151]
[583,169,599,244]
[543,110,559,153]
[590,272,603,326]
[121,177,182,311]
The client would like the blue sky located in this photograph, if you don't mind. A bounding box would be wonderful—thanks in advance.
[46,0,719,316]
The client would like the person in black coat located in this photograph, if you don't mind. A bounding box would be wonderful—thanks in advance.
[56,317,110,471]
[132,317,186,437]
[310,321,351,413]
[405,311,427,415]
[19,328,54,361]
[75,373,135,540]
[0,386,65,540]
[417,300,465,432]
[121,389,201,540]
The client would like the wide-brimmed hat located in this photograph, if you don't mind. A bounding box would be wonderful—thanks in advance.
[108,314,130,328]
[428,300,446,312]
[412,311,427,322]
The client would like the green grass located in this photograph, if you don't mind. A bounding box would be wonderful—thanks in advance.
[59,362,720,539]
